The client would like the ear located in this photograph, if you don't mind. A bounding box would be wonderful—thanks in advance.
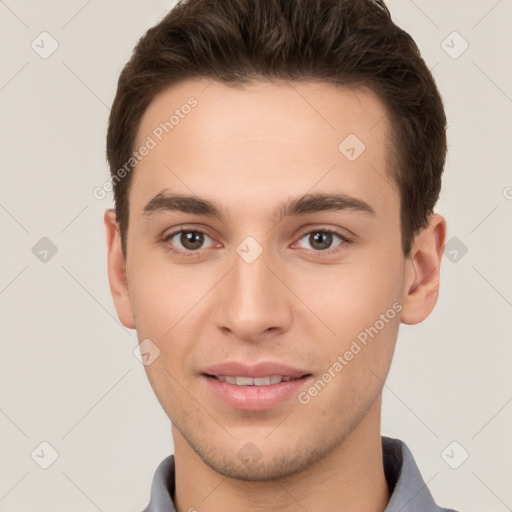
[104,209,135,329]
[401,213,446,325]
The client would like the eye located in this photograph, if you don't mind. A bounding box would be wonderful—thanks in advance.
[162,227,351,257]
[295,229,349,253]
[163,229,217,255]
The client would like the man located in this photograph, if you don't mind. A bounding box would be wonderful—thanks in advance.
[104,0,458,510]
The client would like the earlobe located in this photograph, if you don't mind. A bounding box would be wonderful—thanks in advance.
[401,213,446,325]
[104,209,135,329]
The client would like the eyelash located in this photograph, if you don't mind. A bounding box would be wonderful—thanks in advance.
[161,226,352,258]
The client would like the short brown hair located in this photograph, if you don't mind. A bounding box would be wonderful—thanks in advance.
[106,0,446,257]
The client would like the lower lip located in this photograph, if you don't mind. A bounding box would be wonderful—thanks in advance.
[202,375,312,411]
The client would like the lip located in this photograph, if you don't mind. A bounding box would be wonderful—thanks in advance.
[202,361,310,379]
[201,361,312,411]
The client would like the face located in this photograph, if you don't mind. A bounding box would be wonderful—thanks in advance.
[106,79,441,481]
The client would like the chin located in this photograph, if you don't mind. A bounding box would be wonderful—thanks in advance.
[194,439,331,482]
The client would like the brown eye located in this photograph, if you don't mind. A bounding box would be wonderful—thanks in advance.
[165,230,215,252]
[309,232,333,251]
[179,231,204,250]
[296,229,348,252]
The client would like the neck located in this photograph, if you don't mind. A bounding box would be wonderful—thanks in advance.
[173,398,390,512]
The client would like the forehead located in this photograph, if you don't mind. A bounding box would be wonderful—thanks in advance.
[135,79,389,150]
[130,79,397,222]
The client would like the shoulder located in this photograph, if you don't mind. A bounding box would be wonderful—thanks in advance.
[382,436,462,512]
[141,454,176,512]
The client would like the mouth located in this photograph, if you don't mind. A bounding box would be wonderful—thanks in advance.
[204,374,310,386]
[201,368,312,411]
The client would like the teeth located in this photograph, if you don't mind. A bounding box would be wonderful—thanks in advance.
[253,377,270,386]
[236,376,253,386]
[215,375,296,386]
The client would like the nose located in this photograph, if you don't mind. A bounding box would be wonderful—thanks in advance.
[213,242,293,343]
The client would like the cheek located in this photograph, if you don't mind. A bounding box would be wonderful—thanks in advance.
[293,254,403,391]
[126,252,202,405]
[295,256,403,339]
[126,250,222,384]
[298,298,400,422]
[127,247,207,336]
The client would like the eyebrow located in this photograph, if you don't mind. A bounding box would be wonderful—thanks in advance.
[142,190,376,222]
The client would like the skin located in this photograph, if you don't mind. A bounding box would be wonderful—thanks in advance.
[104,79,446,512]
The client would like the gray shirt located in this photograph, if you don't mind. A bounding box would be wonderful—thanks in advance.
[142,436,459,512]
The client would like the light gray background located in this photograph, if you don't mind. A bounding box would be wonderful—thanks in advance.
[1,1,511,511]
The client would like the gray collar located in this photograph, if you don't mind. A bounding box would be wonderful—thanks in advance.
[142,436,458,512]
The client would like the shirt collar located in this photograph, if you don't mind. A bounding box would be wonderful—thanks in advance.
[142,436,457,512]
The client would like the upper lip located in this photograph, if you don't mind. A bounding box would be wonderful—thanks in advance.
[202,361,311,379]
